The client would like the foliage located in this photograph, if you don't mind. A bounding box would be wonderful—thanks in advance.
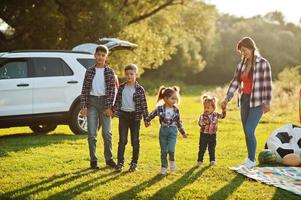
[197,12,301,84]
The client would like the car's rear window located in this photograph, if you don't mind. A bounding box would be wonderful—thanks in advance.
[77,59,95,69]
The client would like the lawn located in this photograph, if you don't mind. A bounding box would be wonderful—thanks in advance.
[0,86,300,200]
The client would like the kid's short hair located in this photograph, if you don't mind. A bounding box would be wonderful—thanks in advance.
[95,45,109,54]
[124,64,138,73]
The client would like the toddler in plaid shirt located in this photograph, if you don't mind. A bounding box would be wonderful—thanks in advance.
[197,95,226,166]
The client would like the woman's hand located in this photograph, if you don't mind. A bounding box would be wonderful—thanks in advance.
[221,99,228,110]
[182,133,188,138]
[262,104,270,113]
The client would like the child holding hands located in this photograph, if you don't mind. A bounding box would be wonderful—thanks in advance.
[147,86,187,175]
[197,95,226,166]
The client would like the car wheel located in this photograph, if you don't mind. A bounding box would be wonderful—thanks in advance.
[29,124,57,134]
[69,103,88,135]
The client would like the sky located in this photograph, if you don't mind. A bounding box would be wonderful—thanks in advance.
[205,0,301,24]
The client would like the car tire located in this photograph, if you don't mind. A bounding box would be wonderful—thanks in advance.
[69,103,88,135]
[29,124,57,134]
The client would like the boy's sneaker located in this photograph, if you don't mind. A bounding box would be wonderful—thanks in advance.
[90,161,100,170]
[170,161,176,172]
[106,159,117,168]
[115,163,123,172]
[160,167,167,175]
[129,163,138,172]
[197,161,203,167]
[210,161,216,166]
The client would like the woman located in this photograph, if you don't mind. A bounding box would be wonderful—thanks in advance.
[221,37,272,168]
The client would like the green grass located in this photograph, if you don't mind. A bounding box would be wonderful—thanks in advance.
[0,86,300,200]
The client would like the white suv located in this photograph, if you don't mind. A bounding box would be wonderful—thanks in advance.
[0,38,137,134]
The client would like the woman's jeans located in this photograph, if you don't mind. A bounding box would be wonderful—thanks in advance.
[240,94,263,162]
[159,126,177,168]
[87,96,113,162]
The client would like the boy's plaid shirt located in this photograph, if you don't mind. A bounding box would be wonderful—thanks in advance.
[113,82,149,122]
[199,110,226,134]
[147,105,186,135]
[225,56,272,107]
[80,65,116,109]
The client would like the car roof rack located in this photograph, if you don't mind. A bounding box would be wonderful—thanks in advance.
[9,50,92,55]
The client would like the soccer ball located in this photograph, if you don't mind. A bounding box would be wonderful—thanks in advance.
[265,124,301,162]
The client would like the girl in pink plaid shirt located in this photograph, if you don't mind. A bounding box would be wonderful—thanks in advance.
[197,95,226,166]
[221,37,272,169]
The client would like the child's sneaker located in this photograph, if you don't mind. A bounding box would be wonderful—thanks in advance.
[210,161,216,166]
[170,161,176,172]
[129,163,138,172]
[160,167,167,175]
[115,163,123,172]
[197,161,203,167]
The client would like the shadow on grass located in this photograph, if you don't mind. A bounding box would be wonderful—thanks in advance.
[0,133,85,157]
[150,166,210,200]
[272,187,301,200]
[1,168,122,200]
[46,171,128,200]
[109,173,165,200]
[207,174,245,200]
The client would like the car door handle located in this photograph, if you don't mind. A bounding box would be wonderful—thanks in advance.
[67,81,78,84]
[17,83,29,87]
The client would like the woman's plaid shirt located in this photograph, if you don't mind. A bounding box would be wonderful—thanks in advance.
[225,56,272,107]
[113,82,149,122]
[147,105,186,135]
[80,65,116,109]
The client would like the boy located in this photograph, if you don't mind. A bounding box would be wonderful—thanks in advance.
[80,45,117,169]
[113,64,149,172]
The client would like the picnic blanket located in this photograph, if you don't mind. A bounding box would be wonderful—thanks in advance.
[230,166,301,196]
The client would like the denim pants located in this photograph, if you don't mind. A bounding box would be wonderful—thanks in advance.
[159,126,177,168]
[117,111,141,165]
[87,96,113,162]
[197,133,216,162]
[240,94,263,162]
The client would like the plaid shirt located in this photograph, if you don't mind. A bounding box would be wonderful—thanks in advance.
[113,82,149,122]
[199,110,226,134]
[80,65,116,109]
[147,105,186,135]
[225,56,272,107]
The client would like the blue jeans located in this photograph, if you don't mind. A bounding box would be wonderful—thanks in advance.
[87,96,113,162]
[240,94,263,162]
[159,126,177,168]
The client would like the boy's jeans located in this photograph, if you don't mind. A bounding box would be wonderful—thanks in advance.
[240,94,263,162]
[198,133,216,162]
[117,111,141,165]
[159,126,177,168]
[87,96,113,162]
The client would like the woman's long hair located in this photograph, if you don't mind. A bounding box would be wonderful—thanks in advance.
[236,37,260,80]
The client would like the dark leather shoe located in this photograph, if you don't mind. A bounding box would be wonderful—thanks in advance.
[106,159,117,168]
[90,161,100,170]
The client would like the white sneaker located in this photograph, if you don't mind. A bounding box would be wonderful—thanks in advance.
[197,161,203,167]
[160,167,167,175]
[170,161,176,171]
[210,161,216,166]
[242,159,256,169]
